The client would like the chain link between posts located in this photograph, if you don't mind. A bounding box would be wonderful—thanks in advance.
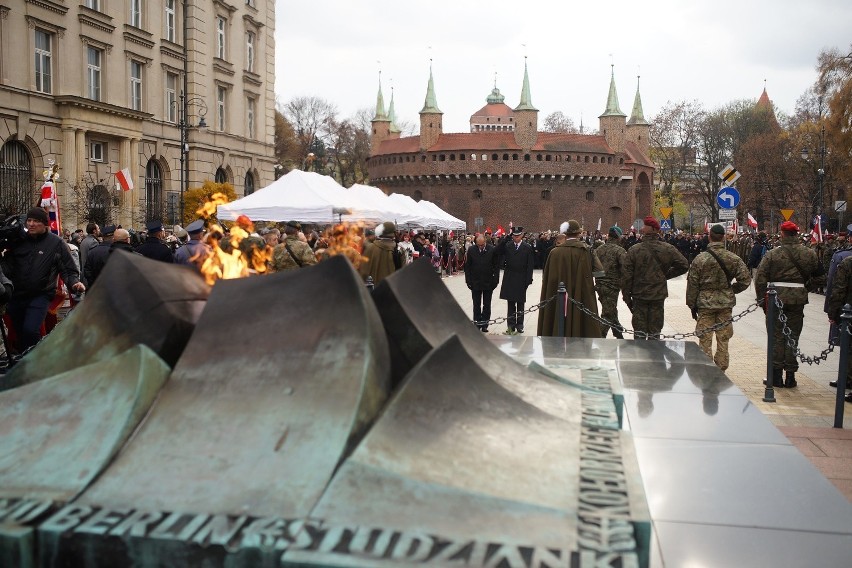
[773,294,838,365]
[473,294,557,328]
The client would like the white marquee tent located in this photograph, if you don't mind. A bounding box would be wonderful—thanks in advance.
[217,170,466,231]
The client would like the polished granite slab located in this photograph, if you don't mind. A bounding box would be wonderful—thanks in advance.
[490,336,852,567]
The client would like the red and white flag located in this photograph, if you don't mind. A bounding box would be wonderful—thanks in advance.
[115,167,134,192]
[732,218,739,234]
[703,218,709,234]
[811,216,823,243]
[747,212,758,229]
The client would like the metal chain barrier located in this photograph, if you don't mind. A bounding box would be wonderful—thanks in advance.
[773,294,837,365]
[564,295,763,340]
[473,294,557,328]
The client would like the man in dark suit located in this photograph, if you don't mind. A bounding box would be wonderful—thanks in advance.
[135,220,175,263]
[496,226,535,334]
[465,234,500,332]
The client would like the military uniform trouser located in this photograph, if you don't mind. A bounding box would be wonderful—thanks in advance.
[632,299,665,340]
[696,308,733,371]
[598,286,623,338]
[767,303,804,372]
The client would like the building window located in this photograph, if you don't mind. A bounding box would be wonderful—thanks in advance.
[215,167,227,183]
[165,72,178,122]
[165,0,176,42]
[246,97,255,139]
[145,159,163,221]
[491,154,498,161]
[216,17,227,59]
[216,86,226,131]
[512,154,518,160]
[85,0,101,10]
[130,60,143,111]
[593,156,598,163]
[481,154,487,161]
[87,46,102,101]
[586,191,594,201]
[536,154,542,161]
[34,29,52,94]
[130,0,142,28]
[244,171,255,195]
[246,31,255,72]
[89,141,105,162]
[459,154,465,161]
[0,140,35,217]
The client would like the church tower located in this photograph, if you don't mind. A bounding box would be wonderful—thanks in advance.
[370,74,392,153]
[598,66,627,154]
[513,59,538,151]
[419,65,443,151]
[387,87,402,139]
[625,75,650,155]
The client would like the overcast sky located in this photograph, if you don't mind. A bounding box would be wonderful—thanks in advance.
[274,0,851,134]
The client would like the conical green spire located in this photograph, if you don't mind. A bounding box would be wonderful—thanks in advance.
[373,73,389,122]
[388,87,401,133]
[600,65,626,117]
[514,58,537,111]
[420,64,442,115]
[627,75,648,125]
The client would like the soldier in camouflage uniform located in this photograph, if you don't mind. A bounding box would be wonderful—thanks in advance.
[270,221,317,271]
[755,221,824,388]
[686,224,752,370]
[825,254,852,399]
[595,226,627,338]
[622,217,690,339]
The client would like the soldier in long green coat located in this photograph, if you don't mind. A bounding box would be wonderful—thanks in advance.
[595,226,627,338]
[537,220,603,338]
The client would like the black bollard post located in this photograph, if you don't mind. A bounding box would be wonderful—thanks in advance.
[557,281,567,338]
[763,284,777,403]
[834,303,852,428]
[365,276,374,293]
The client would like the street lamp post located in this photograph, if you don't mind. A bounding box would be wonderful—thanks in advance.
[802,123,826,220]
[178,92,207,224]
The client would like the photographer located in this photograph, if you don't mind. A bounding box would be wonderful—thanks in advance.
[3,208,84,352]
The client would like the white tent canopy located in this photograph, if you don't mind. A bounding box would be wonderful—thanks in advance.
[217,170,466,230]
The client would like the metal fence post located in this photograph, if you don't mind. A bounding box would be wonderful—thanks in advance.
[763,284,777,403]
[834,303,852,428]
[365,276,374,293]
[557,282,567,338]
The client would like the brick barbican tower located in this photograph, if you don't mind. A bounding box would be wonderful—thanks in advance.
[419,65,443,151]
[513,59,538,151]
[370,74,393,154]
[625,76,650,156]
[599,65,627,154]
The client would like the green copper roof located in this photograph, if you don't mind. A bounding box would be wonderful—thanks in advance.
[514,59,537,112]
[373,76,389,122]
[486,86,505,104]
[600,66,626,118]
[627,76,648,125]
[388,88,401,133]
[420,66,442,115]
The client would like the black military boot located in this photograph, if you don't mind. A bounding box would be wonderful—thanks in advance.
[785,371,797,389]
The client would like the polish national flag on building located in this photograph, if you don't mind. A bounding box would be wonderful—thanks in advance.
[747,212,759,229]
[115,168,134,192]
[811,216,823,243]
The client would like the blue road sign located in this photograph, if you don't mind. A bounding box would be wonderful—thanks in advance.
[717,186,740,209]
[660,219,671,231]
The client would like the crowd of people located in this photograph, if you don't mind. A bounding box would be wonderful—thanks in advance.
[5,204,852,403]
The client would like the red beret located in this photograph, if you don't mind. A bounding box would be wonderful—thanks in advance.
[780,221,798,233]
[643,216,660,231]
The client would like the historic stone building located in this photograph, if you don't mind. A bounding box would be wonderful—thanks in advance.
[0,0,276,229]
[367,63,655,232]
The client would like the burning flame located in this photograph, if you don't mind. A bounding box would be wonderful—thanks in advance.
[193,194,273,285]
[316,223,367,268]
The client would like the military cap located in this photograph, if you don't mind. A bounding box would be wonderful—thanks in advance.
[145,220,165,233]
[101,224,116,236]
[285,220,301,230]
[609,225,623,237]
[780,221,798,233]
[643,216,661,231]
[510,226,524,236]
[376,221,396,237]
[710,223,725,235]
[186,219,205,234]
[559,220,581,234]
[846,224,852,233]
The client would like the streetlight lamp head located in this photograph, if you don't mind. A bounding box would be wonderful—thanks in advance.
[198,116,208,129]
[801,147,809,160]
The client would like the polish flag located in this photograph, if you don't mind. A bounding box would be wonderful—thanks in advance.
[811,216,823,243]
[495,225,505,237]
[115,168,134,192]
[704,218,709,234]
[732,218,739,234]
[747,212,759,229]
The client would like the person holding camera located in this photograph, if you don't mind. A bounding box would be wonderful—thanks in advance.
[3,208,84,352]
